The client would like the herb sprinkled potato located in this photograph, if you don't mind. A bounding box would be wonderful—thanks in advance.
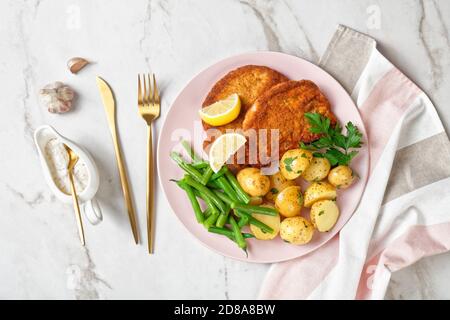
[280,149,313,180]
[250,205,281,240]
[237,168,270,197]
[302,157,331,182]
[328,165,354,189]
[280,216,314,245]
[265,172,297,201]
[304,181,337,208]
[275,185,303,217]
[310,200,340,232]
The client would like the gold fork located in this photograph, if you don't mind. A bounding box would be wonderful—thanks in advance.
[138,74,160,254]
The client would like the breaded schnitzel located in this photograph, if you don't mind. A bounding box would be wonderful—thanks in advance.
[202,65,288,170]
[242,80,336,164]
[202,65,288,133]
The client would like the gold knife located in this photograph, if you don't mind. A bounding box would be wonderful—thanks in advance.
[96,76,139,244]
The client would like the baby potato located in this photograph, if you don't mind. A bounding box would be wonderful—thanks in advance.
[237,168,270,197]
[280,149,313,180]
[275,186,303,217]
[280,216,314,245]
[265,172,297,201]
[250,205,281,240]
[304,181,337,208]
[310,200,340,232]
[302,157,331,182]
[328,165,355,189]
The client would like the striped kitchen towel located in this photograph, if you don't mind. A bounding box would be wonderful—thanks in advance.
[260,25,450,300]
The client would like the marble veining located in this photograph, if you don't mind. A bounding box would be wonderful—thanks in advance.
[418,0,449,90]
[70,248,113,300]
[239,0,282,52]
[1,0,449,299]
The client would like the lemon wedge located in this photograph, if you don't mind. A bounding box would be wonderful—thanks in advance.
[208,133,247,172]
[199,93,241,126]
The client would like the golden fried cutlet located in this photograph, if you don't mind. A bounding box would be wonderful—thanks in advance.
[202,65,288,132]
[202,65,288,171]
[242,80,336,165]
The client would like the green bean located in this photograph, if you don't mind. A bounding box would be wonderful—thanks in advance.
[178,180,219,215]
[203,212,219,229]
[184,176,227,213]
[206,201,219,215]
[191,161,209,169]
[213,190,233,205]
[196,189,220,215]
[235,210,273,234]
[216,204,230,228]
[229,216,246,250]
[238,215,249,228]
[208,227,254,242]
[181,140,203,163]
[216,176,240,202]
[178,181,204,223]
[170,152,204,183]
[224,170,250,204]
[208,226,234,237]
[230,202,277,216]
[216,215,228,228]
[200,167,214,185]
[210,166,227,181]
[203,207,212,218]
[207,179,221,189]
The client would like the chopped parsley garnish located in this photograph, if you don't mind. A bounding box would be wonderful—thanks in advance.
[283,157,296,172]
[318,210,325,216]
[270,188,279,194]
[298,193,303,204]
[300,113,363,166]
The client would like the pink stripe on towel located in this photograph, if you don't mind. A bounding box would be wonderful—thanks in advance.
[259,236,339,299]
[356,222,450,299]
[359,68,421,170]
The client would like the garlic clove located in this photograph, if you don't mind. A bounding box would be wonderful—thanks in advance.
[67,57,89,74]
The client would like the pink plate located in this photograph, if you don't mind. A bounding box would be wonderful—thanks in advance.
[157,51,369,263]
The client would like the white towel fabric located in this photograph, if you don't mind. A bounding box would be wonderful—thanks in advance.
[260,25,450,300]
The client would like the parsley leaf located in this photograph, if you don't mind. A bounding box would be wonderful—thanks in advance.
[300,113,363,166]
[344,122,363,149]
[283,157,296,172]
[298,193,303,205]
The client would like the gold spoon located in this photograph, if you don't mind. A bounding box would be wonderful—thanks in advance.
[64,144,85,246]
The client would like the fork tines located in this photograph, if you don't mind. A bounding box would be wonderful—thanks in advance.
[138,73,160,108]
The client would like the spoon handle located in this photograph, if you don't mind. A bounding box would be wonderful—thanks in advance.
[68,171,85,246]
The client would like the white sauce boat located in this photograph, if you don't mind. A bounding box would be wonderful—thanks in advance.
[34,125,103,225]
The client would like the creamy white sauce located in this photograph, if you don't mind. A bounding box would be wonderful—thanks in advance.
[44,138,89,195]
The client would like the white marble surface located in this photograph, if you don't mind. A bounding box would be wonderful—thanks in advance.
[1,0,449,300]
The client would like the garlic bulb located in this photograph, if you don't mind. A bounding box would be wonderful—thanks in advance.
[39,82,75,113]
